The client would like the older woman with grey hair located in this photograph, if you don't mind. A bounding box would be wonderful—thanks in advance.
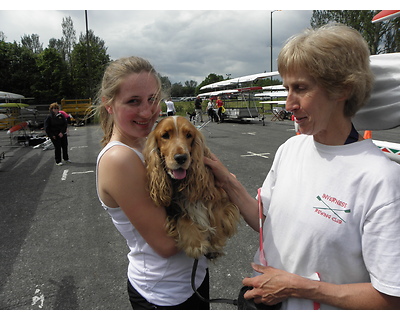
[205,24,400,309]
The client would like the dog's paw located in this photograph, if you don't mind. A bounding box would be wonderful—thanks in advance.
[205,251,224,260]
[183,241,210,259]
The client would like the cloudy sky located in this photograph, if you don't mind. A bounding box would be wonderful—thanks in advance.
[3,4,381,86]
[0,8,317,85]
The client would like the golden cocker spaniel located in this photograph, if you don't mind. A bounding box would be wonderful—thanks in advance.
[143,116,240,259]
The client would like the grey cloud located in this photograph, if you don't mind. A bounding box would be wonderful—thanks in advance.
[0,10,312,84]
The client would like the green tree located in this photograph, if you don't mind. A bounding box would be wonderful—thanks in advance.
[197,73,225,93]
[159,74,172,97]
[171,82,184,97]
[48,16,77,99]
[310,10,400,54]
[0,41,38,97]
[184,80,197,96]
[0,41,15,92]
[32,48,68,103]
[61,16,76,64]
[71,29,110,98]
[21,33,43,54]
[48,17,76,64]
[48,38,64,56]
[384,18,400,52]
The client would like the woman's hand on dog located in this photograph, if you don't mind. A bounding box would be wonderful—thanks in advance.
[203,154,235,189]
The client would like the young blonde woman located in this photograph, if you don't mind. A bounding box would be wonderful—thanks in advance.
[96,57,209,310]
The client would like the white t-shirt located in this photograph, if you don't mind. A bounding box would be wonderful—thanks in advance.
[256,134,400,309]
[97,141,207,306]
[165,100,175,113]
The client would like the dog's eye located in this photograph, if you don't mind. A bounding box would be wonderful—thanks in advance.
[161,132,170,139]
[186,133,193,139]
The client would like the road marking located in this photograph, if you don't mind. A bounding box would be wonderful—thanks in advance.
[61,169,69,180]
[242,132,256,135]
[31,287,44,308]
[241,151,270,159]
[71,171,94,175]
[61,170,94,180]
[70,146,88,150]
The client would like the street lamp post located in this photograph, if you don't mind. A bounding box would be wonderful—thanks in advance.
[270,10,281,74]
[270,10,280,84]
[85,10,92,98]
[270,10,277,73]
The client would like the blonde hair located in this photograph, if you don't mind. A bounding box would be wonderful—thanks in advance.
[97,56,162,146]
[278,24,374,117]
[49,102,60,111]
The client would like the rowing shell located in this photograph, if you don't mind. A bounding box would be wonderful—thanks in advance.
[372,10,400,23]
[373,140,400,163]
[7,121,29,134]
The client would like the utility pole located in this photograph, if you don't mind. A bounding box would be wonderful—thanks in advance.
[85,10,92,98]
[270,10,280,83]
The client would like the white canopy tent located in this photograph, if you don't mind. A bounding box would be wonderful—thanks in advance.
[200,71,279,91]
[255,91,288,98]
[262,85,286,91]
[0,91,25,100]
[199,53,400,131]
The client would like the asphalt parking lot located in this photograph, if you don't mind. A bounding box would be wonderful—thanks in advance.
[0,117,399,310]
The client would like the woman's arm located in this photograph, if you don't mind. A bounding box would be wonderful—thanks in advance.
[243,263,400,309]
[44,115,53,137]
[204,154,259,231]
[98,146,179,258]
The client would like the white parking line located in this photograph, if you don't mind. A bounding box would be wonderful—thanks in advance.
[71,171,94,175]
[31,286,44,308]
[70,146,88,150]
[61,169,69,181]
[61,170,94,181]
[241,151,270,159]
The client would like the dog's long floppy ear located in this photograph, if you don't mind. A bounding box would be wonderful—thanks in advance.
[143,131,173,207]
[185,129,215,202]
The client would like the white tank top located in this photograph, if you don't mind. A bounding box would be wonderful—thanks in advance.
[96,141,207,306]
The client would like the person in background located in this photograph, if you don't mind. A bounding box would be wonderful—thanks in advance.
[44,102,70,166]
[204,24,400,309]
[194,96,203,122]
[215,96,224,123]
[165,97,176,116]
[58,109,71,124]
[207,99,216,122]
[96,56,209,310]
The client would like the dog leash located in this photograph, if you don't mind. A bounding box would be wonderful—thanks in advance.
[190,188,266,306]
[191,258,238,305]
[191,188,320,309]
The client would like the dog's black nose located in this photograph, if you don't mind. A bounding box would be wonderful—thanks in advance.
[174,154,187,165]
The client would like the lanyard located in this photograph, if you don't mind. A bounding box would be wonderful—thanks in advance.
[257,188,268,266]
[257,188,321,309]
[344,123,359,144]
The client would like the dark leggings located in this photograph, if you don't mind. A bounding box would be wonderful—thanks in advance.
[127,270,210,310]
[51,135,69,163]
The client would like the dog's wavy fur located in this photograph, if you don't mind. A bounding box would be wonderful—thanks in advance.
[143,116,240,259]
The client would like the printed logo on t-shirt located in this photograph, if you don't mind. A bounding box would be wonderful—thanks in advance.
[313,194,351,225]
